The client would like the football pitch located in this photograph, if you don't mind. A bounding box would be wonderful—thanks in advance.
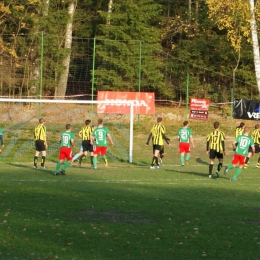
[0,159,260,260]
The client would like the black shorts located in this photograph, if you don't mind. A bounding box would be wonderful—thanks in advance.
[255,144,260,154]
[209,149,223,159]
[153,145,162,152]
[82,140,93,152]
[160,145,165,155]
[35,140,46,152]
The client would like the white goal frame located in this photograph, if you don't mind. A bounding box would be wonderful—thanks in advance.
[0,98,135,163]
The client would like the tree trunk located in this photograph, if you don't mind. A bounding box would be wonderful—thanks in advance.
[30,0,49,98]
[55,1,76,99]
[249,0,260,93]
[232,44,241,98]
[43,0,49,17]
[107,0,113,25]
[195,0,199,27]
[188,0,192,35]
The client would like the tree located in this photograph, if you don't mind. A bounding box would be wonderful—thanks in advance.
[0,0,258,100]
[206,0,260,94]
[249,0,260,94]
[0,0,40,97]
[55,0,76,99]
[93,0,165,94]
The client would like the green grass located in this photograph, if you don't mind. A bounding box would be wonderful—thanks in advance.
[1,115,255,162]
[1,115,260,259]
[1,155,260,259]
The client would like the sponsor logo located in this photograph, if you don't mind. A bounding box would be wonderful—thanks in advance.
[105,99,148,107]
[190,98,209,110]
[247,107,260,119]
[191,99,207,104]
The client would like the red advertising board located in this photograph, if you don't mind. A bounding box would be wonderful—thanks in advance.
[97,91,155,114]
[189,98,210,120]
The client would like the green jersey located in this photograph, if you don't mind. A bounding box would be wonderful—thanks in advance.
[60,131,75,148]
[92,126,110,147]
[177,127,192,143]
[235,134,254,156]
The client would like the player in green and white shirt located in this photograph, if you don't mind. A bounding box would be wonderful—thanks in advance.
[54,124,75,175]
[91,119,114,169]
[224,127,255,180]
[60,131,75,148]
[176,121,194,166]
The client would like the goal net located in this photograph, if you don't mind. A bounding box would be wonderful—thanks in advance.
[0,98,134,164]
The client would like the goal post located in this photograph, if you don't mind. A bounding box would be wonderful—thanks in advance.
[0,98,134,163]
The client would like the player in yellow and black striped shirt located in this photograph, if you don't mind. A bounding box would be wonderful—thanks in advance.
[34,118,47,169]
[73,119,94,167]
[235,122,245,138]
[146,117,170,169]
[249,124,260,168]
[242,124,260,169]
[206,121,225,178]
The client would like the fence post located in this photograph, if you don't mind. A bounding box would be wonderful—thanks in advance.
[138,40,142,93]
[138,40,142,125]
[39,31,44,117]
[231,87,234,129]
[186,73,189,120]
[91,37,96,102]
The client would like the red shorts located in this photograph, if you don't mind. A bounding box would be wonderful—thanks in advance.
[93,146,107,156]
[59,147,73,161]
[232,154,246,165]
[179,142,190,153]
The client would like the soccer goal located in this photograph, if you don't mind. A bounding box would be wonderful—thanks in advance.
[0,98,134,163]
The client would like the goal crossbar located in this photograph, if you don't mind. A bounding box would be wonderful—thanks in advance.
[0,98,134,163]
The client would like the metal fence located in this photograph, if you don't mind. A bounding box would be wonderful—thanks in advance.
[0,34,257,106]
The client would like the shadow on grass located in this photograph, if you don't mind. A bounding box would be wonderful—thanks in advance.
[7,162,55,175]
[164,168,207,178]
[164,168,228,180]
[1,164,260,259]
[131,160,149,166]
[196,157,209,165]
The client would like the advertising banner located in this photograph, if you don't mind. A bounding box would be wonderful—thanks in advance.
[233,99,260,120]
[189,98,210,120]
[97,91,155,114]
